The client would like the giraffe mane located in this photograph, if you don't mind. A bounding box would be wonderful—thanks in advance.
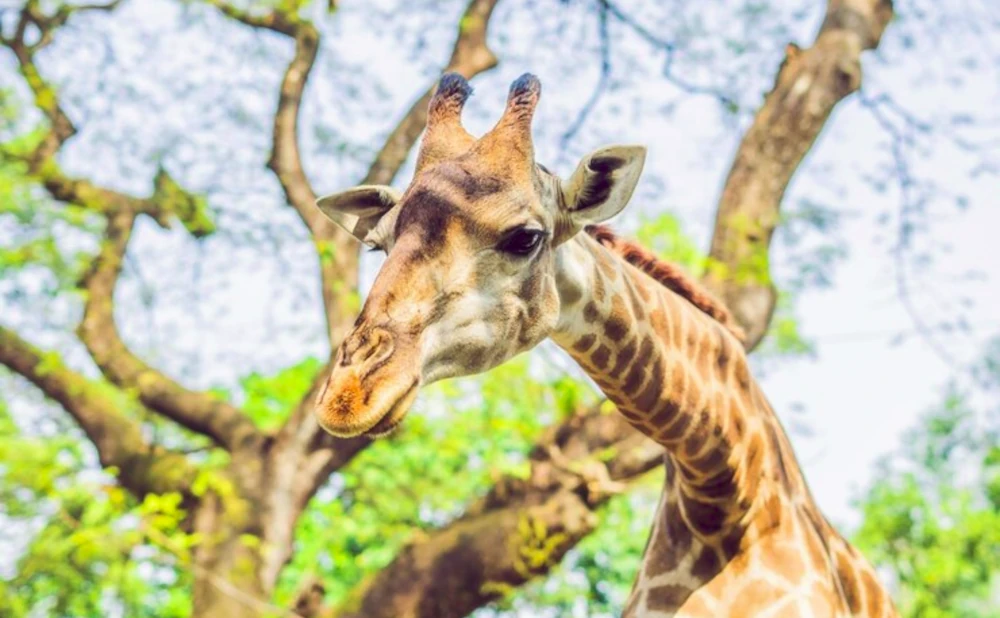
[585,225,747,344]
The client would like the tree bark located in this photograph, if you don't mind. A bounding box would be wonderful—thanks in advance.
[704,0,893,347]
[78,210,262,452]
[0,325,197,497]
[188,492,281,618]
[335,410,658,618]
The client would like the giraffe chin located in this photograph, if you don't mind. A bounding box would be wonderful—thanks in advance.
[361,380,420,439]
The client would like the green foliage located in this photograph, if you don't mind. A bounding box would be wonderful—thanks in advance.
[152,167,216,238]
[753,200,849,360]
[634,212,705,273]
[2,349,601,617]
[0,132,100,295]
[754,291,815,359]
[854,341,1000,617]
[0,401,195,618]
[633,211,816,361]
[237,357,325,430]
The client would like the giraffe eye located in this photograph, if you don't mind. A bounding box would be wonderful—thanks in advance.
[498,228,545,256]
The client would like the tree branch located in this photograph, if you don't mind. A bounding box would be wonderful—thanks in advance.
[334,407,658,618]
[77,209,261,452]
[2,5,77,160]
[598,0,738,109]
[204,1,356,351]
[0,1,122,151]
[361,0,499,186]
[0,325,196,497]
[703,0,894,347]
[0,5,213,235]
[214,0,503,588]
[2,9,259,452]
[202,0,300,36]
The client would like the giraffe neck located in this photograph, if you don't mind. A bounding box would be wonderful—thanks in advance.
[551,233,788,609]
[552,233,772,517]
[549,234,897,617]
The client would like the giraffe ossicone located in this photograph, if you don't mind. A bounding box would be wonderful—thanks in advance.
[314,73,898,617]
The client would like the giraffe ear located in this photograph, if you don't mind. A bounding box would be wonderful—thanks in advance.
[560,145,646,227]
[316,185,401,245]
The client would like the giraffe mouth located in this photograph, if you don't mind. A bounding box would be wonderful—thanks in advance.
[362,379,420,439]
[315,363,421,438]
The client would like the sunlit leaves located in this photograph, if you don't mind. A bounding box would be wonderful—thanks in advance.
[152,167,216,238]
[504,480,661,617]
[634,212,704,273]
[0,404,194,618]
[754,292,815,360]
[0,131,101,299]
[237,356,324,430]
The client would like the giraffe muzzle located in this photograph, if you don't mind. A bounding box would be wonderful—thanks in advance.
[315,328,422,438]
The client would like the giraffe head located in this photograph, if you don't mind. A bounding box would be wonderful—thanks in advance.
[314,73,646,437]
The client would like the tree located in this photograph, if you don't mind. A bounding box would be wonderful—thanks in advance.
[0,0,992,616]
[854,338,1000,618]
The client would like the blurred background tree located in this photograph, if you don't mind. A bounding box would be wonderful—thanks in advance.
[854,339,1000,618]
[0,0,997,616]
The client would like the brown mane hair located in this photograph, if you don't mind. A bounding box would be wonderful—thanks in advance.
[585,225,747,344]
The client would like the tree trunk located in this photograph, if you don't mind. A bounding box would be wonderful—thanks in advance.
[190,493,273,618]
[704,0,893,347]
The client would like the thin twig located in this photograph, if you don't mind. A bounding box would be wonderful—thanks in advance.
[599,0,738,108]
[859,90,982,379]
[558,0,611,154]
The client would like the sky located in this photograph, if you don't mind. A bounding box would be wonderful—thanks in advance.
[3,0,999,545]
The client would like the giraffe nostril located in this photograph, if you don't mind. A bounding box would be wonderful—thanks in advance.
[365,328,395,366]
[343,327,395,369]
[337,343,353,367]
[360,337,378,362]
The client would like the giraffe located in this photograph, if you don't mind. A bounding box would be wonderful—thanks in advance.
[313,73,898,617]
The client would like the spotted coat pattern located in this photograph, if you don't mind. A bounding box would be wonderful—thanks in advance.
[551,233,898,617]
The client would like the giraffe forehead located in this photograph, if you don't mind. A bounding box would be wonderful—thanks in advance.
[432,161,509,200]
[393,186,467,249]
[393,175,543,251]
